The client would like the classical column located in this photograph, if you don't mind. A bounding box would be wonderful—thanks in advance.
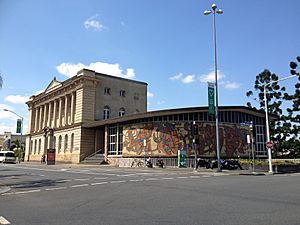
[64,95,68,126]
[39,106,43,131]
[35,107,39,132]
[43,104,47,128]
[53,99,57,128]
[58,98,62,127]
[48,102,52,127]
[70,92,75,124]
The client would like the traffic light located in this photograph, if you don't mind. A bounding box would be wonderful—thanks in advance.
[192,124,199,136]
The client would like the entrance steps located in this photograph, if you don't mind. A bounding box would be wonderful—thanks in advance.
[81,153,106,165]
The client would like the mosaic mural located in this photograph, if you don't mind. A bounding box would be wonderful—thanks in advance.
[122,122,250,157]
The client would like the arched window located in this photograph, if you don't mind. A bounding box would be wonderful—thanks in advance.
[58,135,62,153]
[64,134,68,152]
[103,106,110,120]
[119,108,125,117]
[70,133,74,153]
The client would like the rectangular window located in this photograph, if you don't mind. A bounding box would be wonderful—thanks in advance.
[103,109,110,120]
[104,87,111,95]
[120,90,126,97]
[108,126,117,155]
[255,125,267,157]
[118,126,123,155]
[119,111,125,117]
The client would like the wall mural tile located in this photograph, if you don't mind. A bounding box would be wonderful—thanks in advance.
[122,122,250,158]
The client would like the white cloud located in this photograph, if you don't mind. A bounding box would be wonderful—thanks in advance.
[199,70,225,83]
[169,73,196,84]
[56,63,85,78]
[5,95,29,104]
[147,91,154,98]
[200,70,240,90]
[0,123,15,134]
[170,73,183,81]
[56,61,136,79]
[223,81,241,90]
[182,75,196,84]
[0,104,15,120]
[84,15,106,31]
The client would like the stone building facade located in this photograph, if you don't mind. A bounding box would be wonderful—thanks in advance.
[25,69,147,163]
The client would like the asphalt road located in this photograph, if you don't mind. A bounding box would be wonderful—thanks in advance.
[0,163,300,225]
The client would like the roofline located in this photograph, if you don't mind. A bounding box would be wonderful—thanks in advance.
[77,68,148,86]
[26,68,148,104]
[83,105,276,128]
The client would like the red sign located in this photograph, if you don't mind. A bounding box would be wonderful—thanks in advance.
[47,149,56,165]
[266,141,273,149]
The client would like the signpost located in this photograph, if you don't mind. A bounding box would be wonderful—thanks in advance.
[266,141,273,149]
[178,149,187,168]
[47,149,56,165]
[16,119,22,133]
[208,82,215,115]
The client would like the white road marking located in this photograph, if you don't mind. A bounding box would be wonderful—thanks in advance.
[189,176,200,178]
[15,189,41,195]
[74,178,90,181]
[94,177,108,180]
[145,178,159,181]
[129,179,143,182]
[110,180,126,184]
[161,177,174,180]
[202,175,211,177]
[45,187,67,191]
[176,177,188,179]
[1,193,14,196]
[91,182,108,186]
[0,216,10,224]
[70,184,89,188]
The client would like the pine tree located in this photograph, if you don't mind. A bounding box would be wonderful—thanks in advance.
[246,56,300,157]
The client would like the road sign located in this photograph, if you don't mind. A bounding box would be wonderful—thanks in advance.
[208,82,215,115]
[16,119,22,133]
[266,141,273,149]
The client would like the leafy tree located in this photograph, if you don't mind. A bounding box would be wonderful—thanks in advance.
[246,56,300,157]
[10,139,25,161]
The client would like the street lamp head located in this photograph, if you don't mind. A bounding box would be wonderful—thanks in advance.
[3,109,9,112]
[216,9,223,14]
[212,3,217,10]
[204,10,212,15]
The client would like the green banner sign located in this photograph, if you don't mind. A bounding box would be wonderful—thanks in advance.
[16,119,22,133]
[208,82,215,115]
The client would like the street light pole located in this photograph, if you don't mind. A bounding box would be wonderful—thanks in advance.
[263,74,297,173]
[3,109,24,163]
[204,3,223,171]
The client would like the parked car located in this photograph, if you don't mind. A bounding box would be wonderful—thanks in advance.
[0,151,16,163]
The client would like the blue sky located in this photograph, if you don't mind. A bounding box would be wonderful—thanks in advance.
[0,0,299,134]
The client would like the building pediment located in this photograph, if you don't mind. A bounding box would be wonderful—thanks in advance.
[45,77,62,94]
